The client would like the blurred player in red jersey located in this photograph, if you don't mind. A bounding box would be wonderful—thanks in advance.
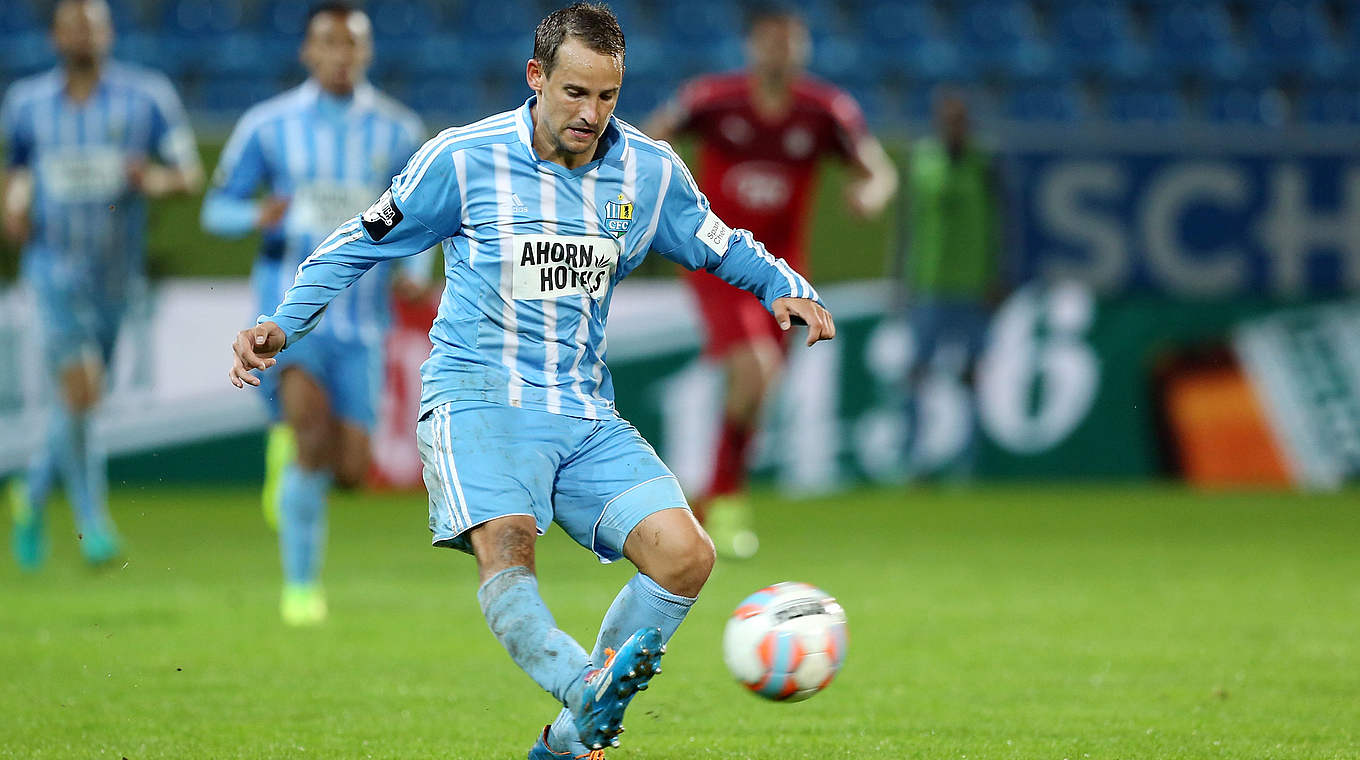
[644,5,897,559]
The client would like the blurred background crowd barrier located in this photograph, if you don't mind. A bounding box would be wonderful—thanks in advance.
[2,0,1357,492]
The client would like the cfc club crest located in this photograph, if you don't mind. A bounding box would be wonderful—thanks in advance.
[604,194,633,237]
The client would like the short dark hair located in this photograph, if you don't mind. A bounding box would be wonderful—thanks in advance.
[744,3,802,34]
[533,3,625,78]
[308,1,356,25]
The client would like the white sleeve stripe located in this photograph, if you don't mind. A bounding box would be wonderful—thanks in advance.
[395,115,516,200]
[642,159,672,248]
[395,115,514,197]
[396,124,518,203]
[298,219,363,272]
[736,230,799,299]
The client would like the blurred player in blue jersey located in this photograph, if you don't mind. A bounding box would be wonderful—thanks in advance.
[202,2,429,626]
[2,0,202,570]
[229,3,834,754]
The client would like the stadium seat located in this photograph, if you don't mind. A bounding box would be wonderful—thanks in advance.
[1148,3,1245,79]
[259,0,309,37]
[1247,1,1345,79]
[1005,81,1085,123]
[954,0,1054,79]
[1204,85,1290,126]
[661,0,741,47]
[1103,85,1186,124]
[0,0,39,35]
[1052,2,1149,80]
[160,0,244,37]
[0,31,54,78]
[367,0,440,43]
[863,2,969,82]
[197,76,282,115]
[1299,87,1360,125]
[202,33,296,79]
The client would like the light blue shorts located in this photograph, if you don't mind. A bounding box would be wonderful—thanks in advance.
[264,334,384,430]
[417,401,690,562]
[28,269,125,373]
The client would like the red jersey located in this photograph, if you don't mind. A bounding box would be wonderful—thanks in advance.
[668,72,870,269]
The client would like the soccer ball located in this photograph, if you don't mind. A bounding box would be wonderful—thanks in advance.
[722,582,848,702]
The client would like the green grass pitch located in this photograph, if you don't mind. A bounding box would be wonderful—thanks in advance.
[3,484,1357,759]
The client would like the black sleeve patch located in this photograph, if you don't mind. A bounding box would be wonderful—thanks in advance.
[361,189,404,242]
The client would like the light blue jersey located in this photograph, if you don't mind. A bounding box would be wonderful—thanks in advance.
[1,62,198,315]
[206,80,426,345]
[266,96,818,421]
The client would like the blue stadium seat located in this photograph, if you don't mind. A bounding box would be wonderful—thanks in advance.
[661,0,740,46]
[113,30,193,77]
[260,0,310,37]
[901,80,939,123]
[955,0,1054,79]
[0,0,39,35]
[1204,85,1290,126]
[1248,1,1345,78]
[368,0,440,43]
[863,2,970,82]
[1052,3,1148,80]
[197,77,282,115]
[1148,3,1244,79]
[1005,81,1085,123]
[201,33,296,79]
[1104,85,1186,123]
[397,34,465,79]
[0,31,54,78]
[160,0,245,37]
[1299,87,1360,125]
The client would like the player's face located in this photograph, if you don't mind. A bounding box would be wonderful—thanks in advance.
[746,16,809,80]
[936,97,970,149]
[52,0,113,69]
[302,10,373,96]
[527,38,623,165]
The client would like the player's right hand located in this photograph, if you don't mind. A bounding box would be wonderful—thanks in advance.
[229,322,287,388]
[1,208,29,246]
[256,196,290,230]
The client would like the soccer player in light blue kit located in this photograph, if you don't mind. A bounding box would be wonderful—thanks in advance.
[203,2,429,626]
[3,0,201,569]
[230,3,835,755]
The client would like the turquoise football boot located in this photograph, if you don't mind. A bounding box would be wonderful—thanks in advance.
[9,478,45,571]
[79,527,121,567]
[526,725,605,759]
[574,627,664,751]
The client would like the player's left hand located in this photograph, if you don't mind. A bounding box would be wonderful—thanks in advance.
[843,178,891,219]
[229,322,287,388]
[773,297,836,346]
[126,160,182,198]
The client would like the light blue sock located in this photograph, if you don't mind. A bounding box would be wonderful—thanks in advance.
[47,406,113,538]
[547,573,696,753]
[279,465,331,585]
[478,566,592,708]
[25,406,66,512]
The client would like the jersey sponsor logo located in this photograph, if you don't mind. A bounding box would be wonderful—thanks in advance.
[512,234,619,301]
[292,181,381,237]
[603,193,633,237]
[38,147,128,203]
[720,115,753,145]
[361,189,403,242]
[697,211,734,256]
[784,127,815,159]
[510,192,529,214]
[723,161,794,212]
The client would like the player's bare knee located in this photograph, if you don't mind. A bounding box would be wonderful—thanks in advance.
[470,516,538,582]
[657,528,715,597]
[333,426,372,489]
[333,447,370,489]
